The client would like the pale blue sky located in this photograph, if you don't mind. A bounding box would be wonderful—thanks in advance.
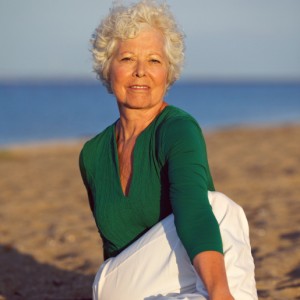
[1,0,300,81]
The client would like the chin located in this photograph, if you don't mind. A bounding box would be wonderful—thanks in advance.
[123,103,151,110]
[120,98,154,109]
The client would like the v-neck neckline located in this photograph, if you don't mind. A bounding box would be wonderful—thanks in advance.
[112,105,171,198]
[112,126,135,198]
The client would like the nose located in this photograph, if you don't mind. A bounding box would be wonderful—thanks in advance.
[133,60,146,78]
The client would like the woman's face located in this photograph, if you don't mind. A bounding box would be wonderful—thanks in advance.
[109,29,169,110]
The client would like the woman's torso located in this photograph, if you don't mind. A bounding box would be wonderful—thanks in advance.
[80,105,215,259]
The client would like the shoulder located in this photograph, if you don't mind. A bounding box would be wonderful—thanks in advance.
[80,123,114,167]
[155,106,206,158]
[160,105,198,122]
[82,123,114,151]
[156,105,203,138]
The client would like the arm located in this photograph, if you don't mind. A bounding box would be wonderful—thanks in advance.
[161,117,233,299]
[193,251,234,300]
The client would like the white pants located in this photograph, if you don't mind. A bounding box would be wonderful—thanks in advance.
[93,192,258,300]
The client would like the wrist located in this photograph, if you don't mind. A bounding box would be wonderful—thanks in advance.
[210,289,234,300]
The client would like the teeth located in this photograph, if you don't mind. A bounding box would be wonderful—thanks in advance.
[131,85,148,89]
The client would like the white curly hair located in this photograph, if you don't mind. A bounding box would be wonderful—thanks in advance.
[91,0,185,93]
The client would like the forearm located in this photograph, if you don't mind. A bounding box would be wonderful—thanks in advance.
[193,251,234,300]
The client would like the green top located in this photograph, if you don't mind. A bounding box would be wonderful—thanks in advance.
[79,105,223,261]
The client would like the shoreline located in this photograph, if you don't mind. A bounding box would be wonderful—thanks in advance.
[0,138,86,151]
[1,121,300,151]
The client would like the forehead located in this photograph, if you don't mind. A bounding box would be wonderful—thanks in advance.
[116,29,166,54]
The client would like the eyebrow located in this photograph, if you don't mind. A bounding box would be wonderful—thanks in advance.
[118,51,164,57]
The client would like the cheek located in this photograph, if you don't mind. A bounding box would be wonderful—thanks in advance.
[157,69,169,86]
[109,61,128,83]
[110,70,127,94]
[110,68,121,83]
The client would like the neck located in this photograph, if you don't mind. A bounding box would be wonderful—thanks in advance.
[116,102,167,142]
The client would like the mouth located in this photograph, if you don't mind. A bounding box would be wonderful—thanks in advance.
[128,85,150,90]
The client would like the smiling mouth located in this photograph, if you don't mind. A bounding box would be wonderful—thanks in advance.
[129,85,149,90]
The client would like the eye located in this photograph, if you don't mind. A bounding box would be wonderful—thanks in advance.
[150,59,161,64]
[121,57,133,62]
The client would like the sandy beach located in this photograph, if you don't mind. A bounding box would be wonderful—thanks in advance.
[0,125,299,300]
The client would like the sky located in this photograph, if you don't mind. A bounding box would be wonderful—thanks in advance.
[0,0,300,82]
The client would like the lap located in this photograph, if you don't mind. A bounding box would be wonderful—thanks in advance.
[93,192,258,300]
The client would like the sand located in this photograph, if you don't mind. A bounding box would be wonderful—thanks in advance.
[0,125,299,300]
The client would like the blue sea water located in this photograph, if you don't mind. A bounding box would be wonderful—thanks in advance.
[0,81,300,147]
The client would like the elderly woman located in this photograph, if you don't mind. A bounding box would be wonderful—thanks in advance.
[79,1,257,300]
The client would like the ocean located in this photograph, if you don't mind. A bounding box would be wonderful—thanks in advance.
[0,81,300,147]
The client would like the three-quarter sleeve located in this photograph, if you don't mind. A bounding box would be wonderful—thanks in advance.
[161,117,223,261]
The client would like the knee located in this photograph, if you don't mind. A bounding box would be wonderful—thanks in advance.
[208,191,241,220]
[208,191,250,236]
